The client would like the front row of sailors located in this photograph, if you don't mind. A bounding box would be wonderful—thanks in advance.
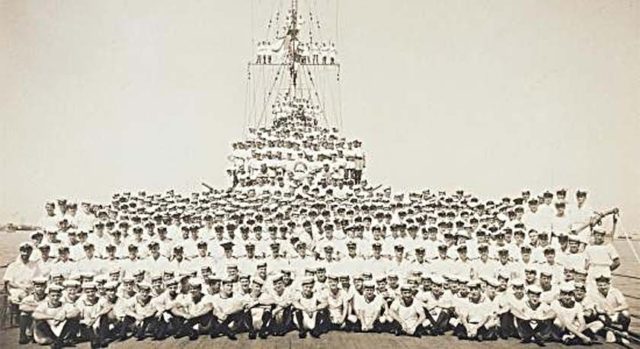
[11,259,631,346]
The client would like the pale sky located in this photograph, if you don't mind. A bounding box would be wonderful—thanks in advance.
[1,0,639,233]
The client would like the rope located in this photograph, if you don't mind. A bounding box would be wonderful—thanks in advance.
[619,217,640,266]
[613,272,640,281]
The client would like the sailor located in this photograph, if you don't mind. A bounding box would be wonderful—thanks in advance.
[17,277,48,344]
[189,240,215,272]
[267,273,293,336]
[590,274,630,343]
[152,278,180,339]
[512,285,554,345]
[352,280,388,333]
[32,285,80,349]
[77,282,104,348]
[311,42,320,64]
[4,243,40,309]
[453,280,497,341]
[169,245,190,273]
[388,284,426,337]
[171,278,214,340]
[78,243,104,276]
[119,282,159,340]
[292,276,329,338]
[209,277,247,340]
[584,228,620,281]
[243,278,273,339]
[142,241,171,273]
[549,283,594,345]
[322,274,349,331]
[497,278,526,339]
[421,275,452,336]
[539,268,559,304]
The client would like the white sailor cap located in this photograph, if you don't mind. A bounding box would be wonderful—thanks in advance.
[559,282,575,293]
[63,280,80,288]
[137,282,152,291]
[32,277,48,285]
[82,282,98,290]
[527,285,543,294]
[431,275,445,285]
[300,276,315,285]
[399,284,413,292]
[363,281,376,289]
[510,279,525,287]
[188,278,203,288]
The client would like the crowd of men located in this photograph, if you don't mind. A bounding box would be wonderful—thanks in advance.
[3,102,633,348]
[228,95,364,190]
[256,41,337,65]
[255,8,338,66]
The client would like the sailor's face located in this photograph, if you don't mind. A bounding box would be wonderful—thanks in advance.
[574,288,585,300]
[597,280,610,294]
[559,291,572,304]
[302,283,313,295]
[85,288,97,299]
[34,283,47,295]
[49,291,62,305]
[540,275,551,287]
[19,248,32,261]
[67,287,78,297]
[513,286,524,298]
[594,233,605,244]
[525,271,536,281]
[364,287,374,299]
[528,292,541,306]
[168,284,178,294]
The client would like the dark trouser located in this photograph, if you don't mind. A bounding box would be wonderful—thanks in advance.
[79,323,102,348]
[247,309,272,337]
[453,323,497,341]
[551,324,596,343]
[210,311,247,338]
[18,312,33,343]
[354,170,363,184]
[424,309,451,335]
[172,313,213,338]
[599,313,631,332]
[36,318,80,347]
[499,312,517,339]
[388,320,425,337]
[119,315,158,340]
[351,318,386,333]
[94,313,121,344]
[516,318,552,342]
[267,306,292,336]
[294,308,329,337]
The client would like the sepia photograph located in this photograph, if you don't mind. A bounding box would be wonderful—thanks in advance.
[1,0,639,348]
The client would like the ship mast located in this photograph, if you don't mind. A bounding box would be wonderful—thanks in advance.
[246,0,342,129]
[288,0,299,92]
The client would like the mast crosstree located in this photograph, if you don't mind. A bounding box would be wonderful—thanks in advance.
[247,0,341,130]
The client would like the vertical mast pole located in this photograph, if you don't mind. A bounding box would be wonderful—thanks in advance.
[290,0,298,94]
